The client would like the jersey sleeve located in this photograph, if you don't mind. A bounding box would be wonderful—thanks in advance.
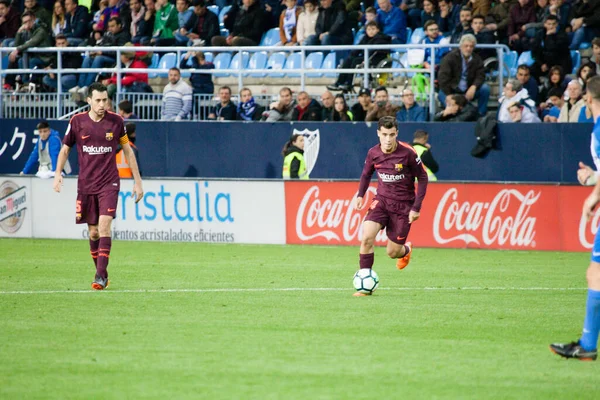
[118,119,129,145]
[408,149,429,212]
[357,150,375,198]
[63,119,76,148]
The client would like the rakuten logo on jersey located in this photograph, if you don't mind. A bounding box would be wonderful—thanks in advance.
[432,188,539,247]
[295,185,387,243]
[378,172,405,183]
[83,145,112,155]
[578,209,600,249]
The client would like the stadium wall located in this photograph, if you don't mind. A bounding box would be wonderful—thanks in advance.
[0,119,593,183]
[0,176,596,252]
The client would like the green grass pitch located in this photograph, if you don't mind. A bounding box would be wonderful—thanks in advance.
[1,238,599,399]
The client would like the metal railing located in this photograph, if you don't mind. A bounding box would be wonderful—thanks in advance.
[0,43,510,121]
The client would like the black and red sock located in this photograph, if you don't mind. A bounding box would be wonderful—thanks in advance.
[96,237,112,280]
[89,238,99,267]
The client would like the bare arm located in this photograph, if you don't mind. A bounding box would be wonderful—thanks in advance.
[53,145,71,192]
[121,142,144,203]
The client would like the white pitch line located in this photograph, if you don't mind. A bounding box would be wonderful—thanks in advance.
[0,287,587,295]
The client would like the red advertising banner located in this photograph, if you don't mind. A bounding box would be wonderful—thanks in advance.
[284,181,597,252]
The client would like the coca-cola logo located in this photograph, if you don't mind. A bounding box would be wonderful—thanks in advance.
[433,188,539,247]
[295,185,387,243]
[578,209,600,249]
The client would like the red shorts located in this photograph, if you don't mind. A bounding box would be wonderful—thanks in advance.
[76,190,119,225]
[364,197,412,245]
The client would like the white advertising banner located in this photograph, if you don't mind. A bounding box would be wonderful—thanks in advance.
[15,177,286,244]
[0,177,32,238]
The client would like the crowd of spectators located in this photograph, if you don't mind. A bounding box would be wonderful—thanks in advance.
[1,0,600,124]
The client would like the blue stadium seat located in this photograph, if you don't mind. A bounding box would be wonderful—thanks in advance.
[227,52,250,77]
[571,50,581,75]
[505,50,518,77]
[207,5,219,16]
[517,51,535,67]
[148,52,177,79]
[148,53,159,69]
[284,52,302,77]
[580,42,592,50]
[213,52,232,77]
[203,52,214,63]
[354,28,365,45]
[219,5,231,27]
[405,27,412,43]
[305,52,324,77]
[265,52,286,77]
[409,27,424,44]
[1,54,8,77]
[249,51,268,77]
[260,28,280,46]
[321,52,337,78]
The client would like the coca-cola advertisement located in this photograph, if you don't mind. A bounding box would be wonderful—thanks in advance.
[284,181,598,251]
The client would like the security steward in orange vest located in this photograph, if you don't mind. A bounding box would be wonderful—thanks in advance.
[116,122,142,178]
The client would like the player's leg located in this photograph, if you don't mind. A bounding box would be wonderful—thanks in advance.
[88,224,100,268]
[92,191,118,290]
[385,204,413,270]
[550,234,600,360]
[354,220,382,297]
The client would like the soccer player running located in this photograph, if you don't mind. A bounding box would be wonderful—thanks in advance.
[52,83,144,290]
[550,76,600,360]
[354,116,428,296]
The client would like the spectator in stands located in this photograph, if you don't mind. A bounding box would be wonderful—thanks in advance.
[541,87,563,122]
[208,86,237,120]
[118,99,139,120]
[558,80,585,122]
[296,0,318,45]
[42,34,81,91]
[591,37,600,75]
[71,16,130,99]
[577,62,597,92]
[364,6,377,24]
[471,14,495,60]
[95,0,130,33]
[292,91,323,121]
[279,0,301,46]
[516,64,538,104]
[176,0,193,30]
[262,0,284,30]
[438,0,461,35]
[304,0,352,48]
[486,0,510,44]
[264,87,296,121]
[569,0,600,50]
[421,0,439,28]
[579,104,594,123]
[0,0,21,44]
[434,93,479,121]
[438,34,490,116]
[236,88,265,121]
[20,120,61,178]
[498,79,537,123]
[412,129,438,181]
[101,47,151,98]
[24,0,51,28]
[522,0,549,39]
[531,14,571,79]
[177,0,218,46]
[396,88,427,122]
[508,0,536,52]
[161,68,193,121]
[470,0,491,17]
[90,0,108,33]
[422,20,448,70]
[129,0,146,42]
[5,11,52,89]
[366,86,400,121]
[63,0,90,45]
[327,20,391,91]
[320,90,334,121]
[547,0,570,32]
[132,0,155,44]
[51,1,66,36]
[150,0,179,45]
[508,102,541,122]
[539,65,566,105]
[332,94,353,121]
[351,88,372,121]
[376,0,407,44]
[214,0,266,47]
[402,0,423,29]
[450,6,472,44]
[180,50,214,94]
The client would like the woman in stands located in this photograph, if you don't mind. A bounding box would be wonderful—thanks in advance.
[279,0,301,46]
[332,94,353,121]
[52,0,67,36]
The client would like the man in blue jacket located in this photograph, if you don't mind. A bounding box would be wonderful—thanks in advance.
[396,88,427,122]
[376,0,407,44]
[20,121,62,179]
[63,0,90,46]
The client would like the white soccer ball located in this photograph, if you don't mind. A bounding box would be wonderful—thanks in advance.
[353,269,380,294]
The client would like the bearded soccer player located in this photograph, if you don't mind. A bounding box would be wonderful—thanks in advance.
[354,116,428,296]
[53,83,144,290]
[550,76,600,360]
